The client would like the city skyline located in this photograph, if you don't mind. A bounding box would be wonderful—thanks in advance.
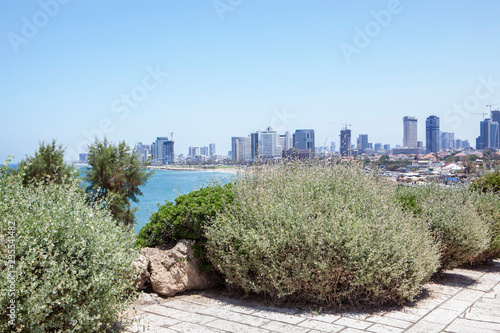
[2,2,500,163]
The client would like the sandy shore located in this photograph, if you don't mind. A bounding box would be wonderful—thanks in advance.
[147,165,242,174]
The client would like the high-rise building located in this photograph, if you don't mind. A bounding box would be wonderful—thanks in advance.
[200,146,209,156]
[259,127,282,159]
[374,143,382,150]
[403,116,418,148]
[383,144,390,150]
[209,143,216,156]
[476,118,499,149]
[136,142,151,162]
[293,129,315,158]
[331,141,336,153]
[441,132,455,150]
[250,132,259,159]
[231,137,246,162]
[340,128,351,157]
[152,137,174,164]
[357,134,369,152]
[425,116,440,153]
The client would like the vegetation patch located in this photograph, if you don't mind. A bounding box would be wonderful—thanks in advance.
[0,163,138,332]
[206,162,440,308]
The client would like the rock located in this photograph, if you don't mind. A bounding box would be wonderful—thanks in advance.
[134,292,163,306]
[132,253,150,290]
[133,239,221,297]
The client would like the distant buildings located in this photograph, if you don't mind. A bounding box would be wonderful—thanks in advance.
[292,129,315,158]
[135,142,151,162]
[403,116,418,148]
[441,132,455,150]
[357,134,369,153]
[259,127,282,159]
[231,137,247,162]
[209,143,216,157]
[79,153,88,163]
[426,116,440,153]
[340,128,351,157]
[476,118,499,150]
[151,137,174,164]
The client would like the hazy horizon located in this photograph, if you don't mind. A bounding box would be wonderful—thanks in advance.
[2,1,500,163]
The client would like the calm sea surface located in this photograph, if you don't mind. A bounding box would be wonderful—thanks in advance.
[130,170,232,233]
[9,164,233,234]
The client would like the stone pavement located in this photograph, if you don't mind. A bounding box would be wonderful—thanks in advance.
[122,260,500,333]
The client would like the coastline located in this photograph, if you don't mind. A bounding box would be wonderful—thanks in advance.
[146,165,241,174]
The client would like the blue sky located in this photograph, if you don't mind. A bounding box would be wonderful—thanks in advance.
[1,1,500,162]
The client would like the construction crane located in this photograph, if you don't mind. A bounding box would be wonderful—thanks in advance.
[469,112,488,120]
[486,103,500,112]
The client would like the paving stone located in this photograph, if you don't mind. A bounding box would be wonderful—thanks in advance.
[299,312,342,323]
[333,317,372,330]
[213,301,260,315]
[404,299,442,316]
[383,311,421,323]
[197,307,270,326]
[124,323,177,333]
[423,307,463,325]
[261,320,312,333]
[144,304,215,324]
[451,288,485,302]
[340,328,366,333]
[366,323,404,333]
[132,313,181,327]
[438,299,472,312]
[425,283,462,296]
[206,318,272,332]
[168,321,226,333]
[471,275,499,291]
[160,298,208,312]
[339,311,370,320]
[297,318,345,332]
[366,315,413,329]
[405,320,447,333]
[446,317,500,333]
[464,310,500,324]
[252,310,307,325]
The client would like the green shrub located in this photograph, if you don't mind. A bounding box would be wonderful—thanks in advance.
[396,185,489,270]
[470,171,500,194]
[0,163,138,332]
[206,162,440,307]
[468,192,500,264]
[136,183,233,270]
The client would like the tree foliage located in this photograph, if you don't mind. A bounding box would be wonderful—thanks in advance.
[84,138,154,226]
[16,140,74,186]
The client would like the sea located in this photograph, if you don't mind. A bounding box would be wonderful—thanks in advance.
[8,164,233,234]
[130,169,233,233]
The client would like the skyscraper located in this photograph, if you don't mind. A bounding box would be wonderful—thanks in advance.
[292,129,315,158]
[425,116,440,153]
[340,128,351,157]
[209,143,216,156]
[440,132,455,150]
[403,116,418,148]
[231,137,246,162]
[259,127,282,159]
[152,137,174,164]
[357,134,368,152]
[476,118,499,149]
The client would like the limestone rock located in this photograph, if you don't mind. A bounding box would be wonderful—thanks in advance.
[133,239,221,297]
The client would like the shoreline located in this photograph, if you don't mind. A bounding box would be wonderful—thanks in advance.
[147,165,241,174]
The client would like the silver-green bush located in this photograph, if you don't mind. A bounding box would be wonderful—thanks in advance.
[206,162,440,307]
[0,162,138,332]
[396,184,490,270]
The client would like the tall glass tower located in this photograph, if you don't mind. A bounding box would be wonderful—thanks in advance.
[425,116,440,153]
